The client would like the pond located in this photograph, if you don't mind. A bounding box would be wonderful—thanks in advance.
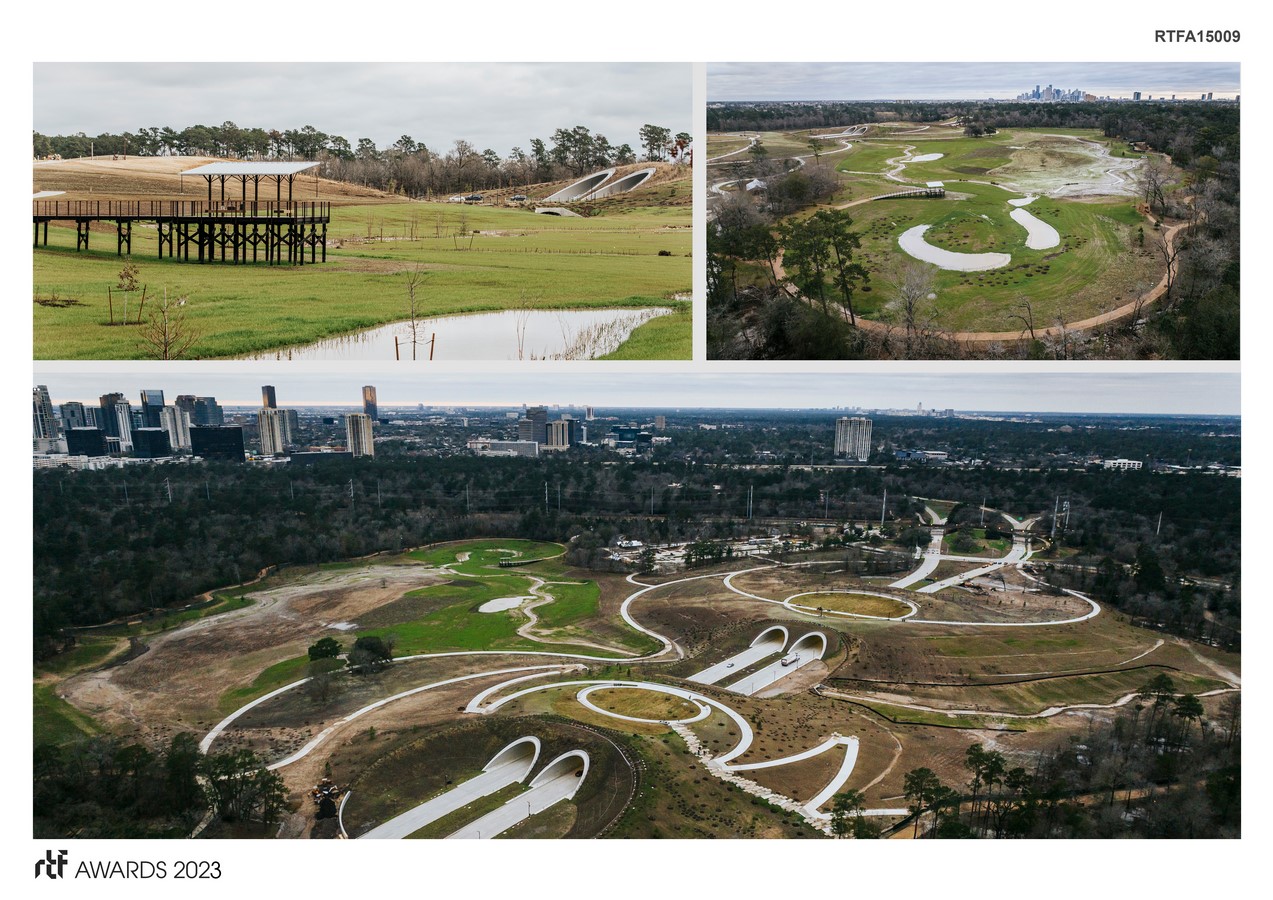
[239,306,672,361]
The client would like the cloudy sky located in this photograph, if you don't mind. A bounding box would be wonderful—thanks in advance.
[709,62,1241,101]
[34,63,691,156]
[32,370,1240,415]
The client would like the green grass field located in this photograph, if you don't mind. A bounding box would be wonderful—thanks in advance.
[34,635,122,676]
[842,182,1156,330]
[408,540,563,574]
[33,201,690,359]
[535,581,600,628]
[942,528,1011,557]
[355,576,608,658]
[599,302,692,359]
[217,655,310,713]
[799,127,1165,331]
[34,683,101,745]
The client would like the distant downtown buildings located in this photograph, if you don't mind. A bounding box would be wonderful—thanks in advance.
[31,383,376,466]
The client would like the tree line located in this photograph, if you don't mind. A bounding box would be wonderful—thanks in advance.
[33,122,690,196]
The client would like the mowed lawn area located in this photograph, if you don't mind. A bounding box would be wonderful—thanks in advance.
[833,182,1155,331]
[808,127,1163,330]
[33,200,690,359]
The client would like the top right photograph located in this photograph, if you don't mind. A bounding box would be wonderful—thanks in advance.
[707,61,1240,360]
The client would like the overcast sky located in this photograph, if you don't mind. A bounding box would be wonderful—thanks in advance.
[34,63,691,156]
[31,371,1240,416]
[709,62,1241,101]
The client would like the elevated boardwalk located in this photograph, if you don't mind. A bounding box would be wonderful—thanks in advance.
[32,199,331,265]
[869,186,945,201]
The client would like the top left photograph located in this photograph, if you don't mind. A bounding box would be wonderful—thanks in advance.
[33,62,693,361]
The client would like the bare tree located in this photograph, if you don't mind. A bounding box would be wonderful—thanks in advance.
[138,290,198,360]
[1140,155,1170,218]
[1008,298,1038,342]
[1154,230,1184,307]
[890,261,939,348]
[403,267,426,360]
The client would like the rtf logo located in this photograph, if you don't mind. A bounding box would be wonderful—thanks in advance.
[35,849,67,879]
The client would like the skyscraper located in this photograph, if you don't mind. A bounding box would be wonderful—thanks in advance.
[132,428,172,459]
[190,426,245,461]
[65,428,107,457]
[59,401,93,431]
[520,406,549,444]
[161,405,192,451]
[362,386,378,421]
[139,389,165,428]
[281,409,299,446]
[177,395,224,427]
[345,413,375,457]
[33,385,58,440]
[261,385,278,409]
[98,393,133,452]
[834,416,872,462]
[258,407,286,456]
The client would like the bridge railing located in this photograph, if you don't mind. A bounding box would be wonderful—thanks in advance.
[33,200,331,221]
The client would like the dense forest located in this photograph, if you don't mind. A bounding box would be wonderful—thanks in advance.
[34,421,1239,655]
[34,733,287,838]
[882,683,1240,838]
[32,121,690,196]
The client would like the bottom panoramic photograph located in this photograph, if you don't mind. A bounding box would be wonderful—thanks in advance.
[32,371,1240,840]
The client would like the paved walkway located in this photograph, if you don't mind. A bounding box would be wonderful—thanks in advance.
[446,757,585,840]
[361,752,533,839]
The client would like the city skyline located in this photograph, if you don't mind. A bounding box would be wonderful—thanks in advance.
[708,62,1241,102]
[29,372,1241,416]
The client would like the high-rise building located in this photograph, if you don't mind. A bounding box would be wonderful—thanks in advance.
[161,405,192,451]
[139,389,165,428]
[585,406,596,421]
[258,408,286,455]
[1133,91,1142,101]
[519,406,548,444]
[132,428,172,459]
[281,409,299,446]
[98,393,133,452]
[834,416,873,462]
[197,397,225,426]
[544,420,573,450]
[190,425,245,461]
[261,385,277,409]
[33,385,58,440]
[178,395,224,427]
[66,427,108,457]
[59,401,93,431]
[345,413,375,457]
[545,418,582,450]
[362,385,378,421]
[655,415,666,431]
